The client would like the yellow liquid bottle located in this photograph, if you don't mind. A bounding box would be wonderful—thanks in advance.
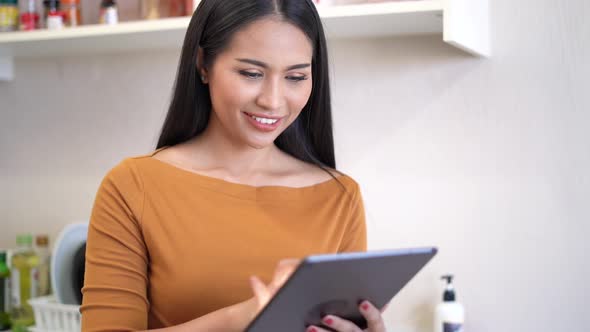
[0,251,11,330]
[35,235,51,297]
[10,234,39,332]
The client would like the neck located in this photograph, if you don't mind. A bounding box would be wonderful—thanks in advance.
[187,116,280,181]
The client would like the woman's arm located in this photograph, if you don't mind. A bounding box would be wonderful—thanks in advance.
[140,257,301,332]
[81,160,262,332]
[82,160,151,331]
[139,297,258,332]
[338,180,368,253]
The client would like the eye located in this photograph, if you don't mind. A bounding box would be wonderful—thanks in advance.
[287,76,308,82]
[239,71,262,79]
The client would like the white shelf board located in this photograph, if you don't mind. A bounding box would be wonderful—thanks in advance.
[0,0,489,80]
[0,1,445,57]
[319,0,444,38]
[0,16,192,58]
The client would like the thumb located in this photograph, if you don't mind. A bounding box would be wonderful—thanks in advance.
[270,258,301,289]
[249,275,272,308]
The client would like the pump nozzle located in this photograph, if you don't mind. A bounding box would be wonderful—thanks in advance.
[441,274,453,284]
[440,274,456,302]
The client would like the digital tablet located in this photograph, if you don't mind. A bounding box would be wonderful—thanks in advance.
[245,247,437,332]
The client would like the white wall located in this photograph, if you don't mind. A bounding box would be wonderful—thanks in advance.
[1,0,589,331]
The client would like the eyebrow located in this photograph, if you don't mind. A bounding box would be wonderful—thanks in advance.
[236,58,311,70]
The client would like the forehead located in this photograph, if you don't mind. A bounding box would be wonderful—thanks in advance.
[222,18,314,66]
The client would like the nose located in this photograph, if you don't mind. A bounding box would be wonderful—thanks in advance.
[256,77,283,111]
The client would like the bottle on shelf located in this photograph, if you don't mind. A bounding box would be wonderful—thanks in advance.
[167,0,185,17]
[141,0,160,20]
[43,0,64,30]
[19,0,39,31]
[0,0,19,32]
[99,0,118,25]
[34,236,51,297]
[0,250,11,330]
[62,0,81,27]
[184,0,194,16]
[10,234,40,332]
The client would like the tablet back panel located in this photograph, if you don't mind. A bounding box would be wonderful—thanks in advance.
[246,247,437,332]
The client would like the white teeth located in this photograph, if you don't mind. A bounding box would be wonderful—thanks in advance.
[251,115,278,125]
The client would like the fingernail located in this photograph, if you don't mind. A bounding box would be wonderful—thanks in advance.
[308,327,317,332]
[361,302,369,311]
[323,316,333,325]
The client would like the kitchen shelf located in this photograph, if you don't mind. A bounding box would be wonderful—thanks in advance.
[0,0,489,80]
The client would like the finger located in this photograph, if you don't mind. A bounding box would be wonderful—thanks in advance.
[278,258,301,267]
[305,325,338,332]
[359,300,387,332]
[249,276,271,307]
[275,258,301,277]
[270,258,301,290]
[320,314,363,332]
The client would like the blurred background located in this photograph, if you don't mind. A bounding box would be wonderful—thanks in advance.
[0,0,589,331]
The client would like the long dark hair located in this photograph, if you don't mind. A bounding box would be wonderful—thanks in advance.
[157,0,336,169]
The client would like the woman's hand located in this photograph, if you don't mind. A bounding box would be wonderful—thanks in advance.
[246,259,390,332]
[249,258,302,313]
[228,258,300,332]
[305,300,389,332]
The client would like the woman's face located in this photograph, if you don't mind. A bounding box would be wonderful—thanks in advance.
[203,18,314,149]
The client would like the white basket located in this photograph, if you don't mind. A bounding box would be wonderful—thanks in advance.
[28,296,81,332]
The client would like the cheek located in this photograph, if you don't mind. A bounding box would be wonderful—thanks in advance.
[288,82,313,118]
[209,75,252,114]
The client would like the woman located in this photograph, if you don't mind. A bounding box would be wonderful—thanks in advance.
[81,0,387,331]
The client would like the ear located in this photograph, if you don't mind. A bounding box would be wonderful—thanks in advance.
[196,47,209,84]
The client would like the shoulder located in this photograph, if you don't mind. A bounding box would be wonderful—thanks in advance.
[143,145,183,165]
[97,159,143,199]
[285,158,361,198]
[107,146,172,178]
[100,147,164,191]
[283,151,358,190]
[331,171,362,199]
[92,154,153,224]
[276,150,362,193]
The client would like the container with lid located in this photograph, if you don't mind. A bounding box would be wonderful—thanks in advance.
[141,0,160,20]
[43,0,65,30]
[99,0,118,25]
[0,250,11,330]
[0,0,19,32]
[19,0,39,31]
[35,235,51,297]
[11,234,40,331]
[62,0,81,27]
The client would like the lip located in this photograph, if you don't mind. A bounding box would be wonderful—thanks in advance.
[243,112,284,132]
[243,112,285,120]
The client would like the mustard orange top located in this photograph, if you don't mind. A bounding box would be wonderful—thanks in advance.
[80,147,367,331]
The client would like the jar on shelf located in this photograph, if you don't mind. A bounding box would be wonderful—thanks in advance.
[99,0,118,25]
[43,0,64,30]
[62,0,81,27]
[141,0,160,20]
[19,0,40,31]
[168,0,185,17]
[184,0,194,16]
[0,0,19,32]
[141,0,189,20]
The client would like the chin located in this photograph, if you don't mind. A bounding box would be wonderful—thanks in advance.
[247,140,275,150]
[242,132,281,150]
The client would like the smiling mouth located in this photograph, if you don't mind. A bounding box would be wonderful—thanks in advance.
[243,112,284,124]
[243,112,284,132]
